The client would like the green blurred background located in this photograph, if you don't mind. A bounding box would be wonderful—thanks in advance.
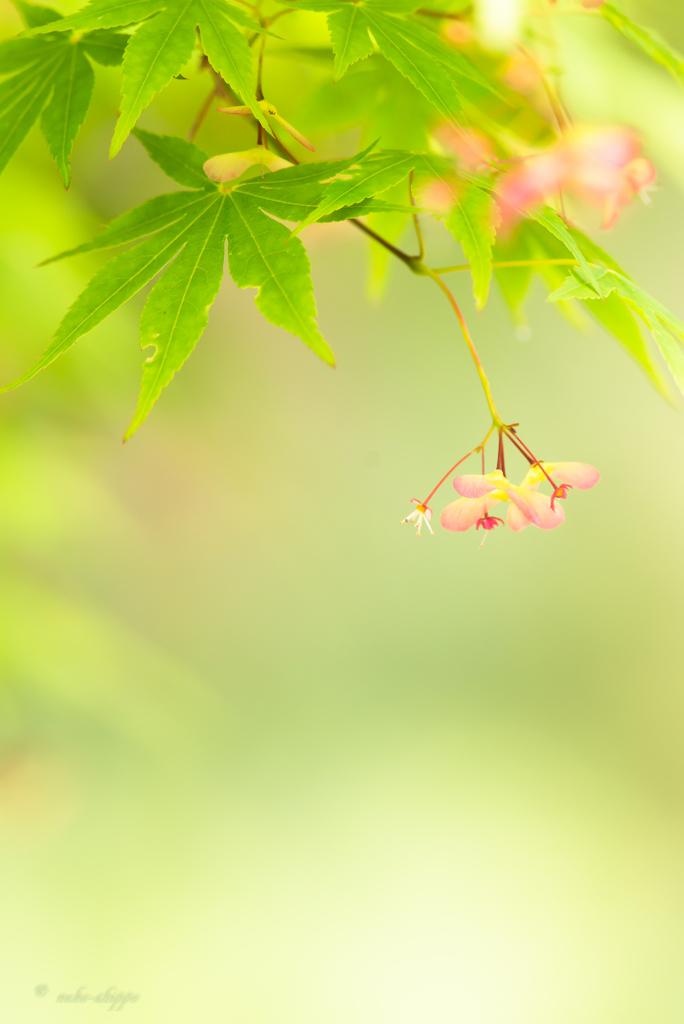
[2,1,684,1020]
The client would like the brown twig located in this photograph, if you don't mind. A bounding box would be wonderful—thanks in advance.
[416,6,472,18]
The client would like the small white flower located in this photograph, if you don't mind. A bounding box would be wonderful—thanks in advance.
[400,499,434,536]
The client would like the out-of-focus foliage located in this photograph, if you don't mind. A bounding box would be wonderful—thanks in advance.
[1,0,684,436]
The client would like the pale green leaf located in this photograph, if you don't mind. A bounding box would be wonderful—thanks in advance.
[601,3,684,85]
[126,194,228,438]
[80,29,129,66]
[578,290,669,398]
[12,0,61,27]
[225,191,334,364]
[132,126,215,189]
[529,206,602,296]
[293,149,418,233]
[318,199,418,220]
[444,185,495,309]
[109,0,197,158]
[642,315,684,393]
[548,266,684,395]
[603,274,684,341]
[379,12,498,96]
[40,42,94,186]
[327,6,374,81]
[24,0,164,35]
[40,191,210,264]
[565,225,626,276]
[366,206,408,300]
[195,0,269,132]
[2,197,217,392]
[212,0,262,33]
[492,223,534,318]
[0,46,66,176]
[232,150,379,221]
[0,36,62,70]
[108,0,267,157]
[546,267,614,302]
[361,8,463,123]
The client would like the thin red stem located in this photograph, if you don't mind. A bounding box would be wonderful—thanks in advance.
[496,428,506,476]
[187,83,217,142]
[270,126,299,165]
[503,430,535,464]
[504,429,560,494]
[422,269,503,425]
[422,426,495,506]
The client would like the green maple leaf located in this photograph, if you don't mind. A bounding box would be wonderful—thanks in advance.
[529,207,602,297]
[230,153,416,224]
[3,130,427,434]
[293,149,421,233]
[127,195,229,438]
[79,29,130,66]
[549,267,684,396]
[601,3,684,85]
[0,1,129,184]
[224,190,331,367]
[327,5,374,80]
[40,43,95,186]
[443,185,495,310]
[24,0,269,156]
[285,0,496,121]
[3,130,352,437]
[492,220,670,397]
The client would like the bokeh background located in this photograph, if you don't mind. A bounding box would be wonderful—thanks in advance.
[1,1,684,1020]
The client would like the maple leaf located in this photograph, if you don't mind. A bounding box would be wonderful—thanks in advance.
[282,0,498,123]
[0,1,128,184]
[23,0,270,155]
[493,220,672,400]
[600,3,684,85]
[2,131,421,437]
[442,185,496,311]
[549,265,684,398]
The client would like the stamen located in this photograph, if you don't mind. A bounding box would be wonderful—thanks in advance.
[550,484,572,510]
